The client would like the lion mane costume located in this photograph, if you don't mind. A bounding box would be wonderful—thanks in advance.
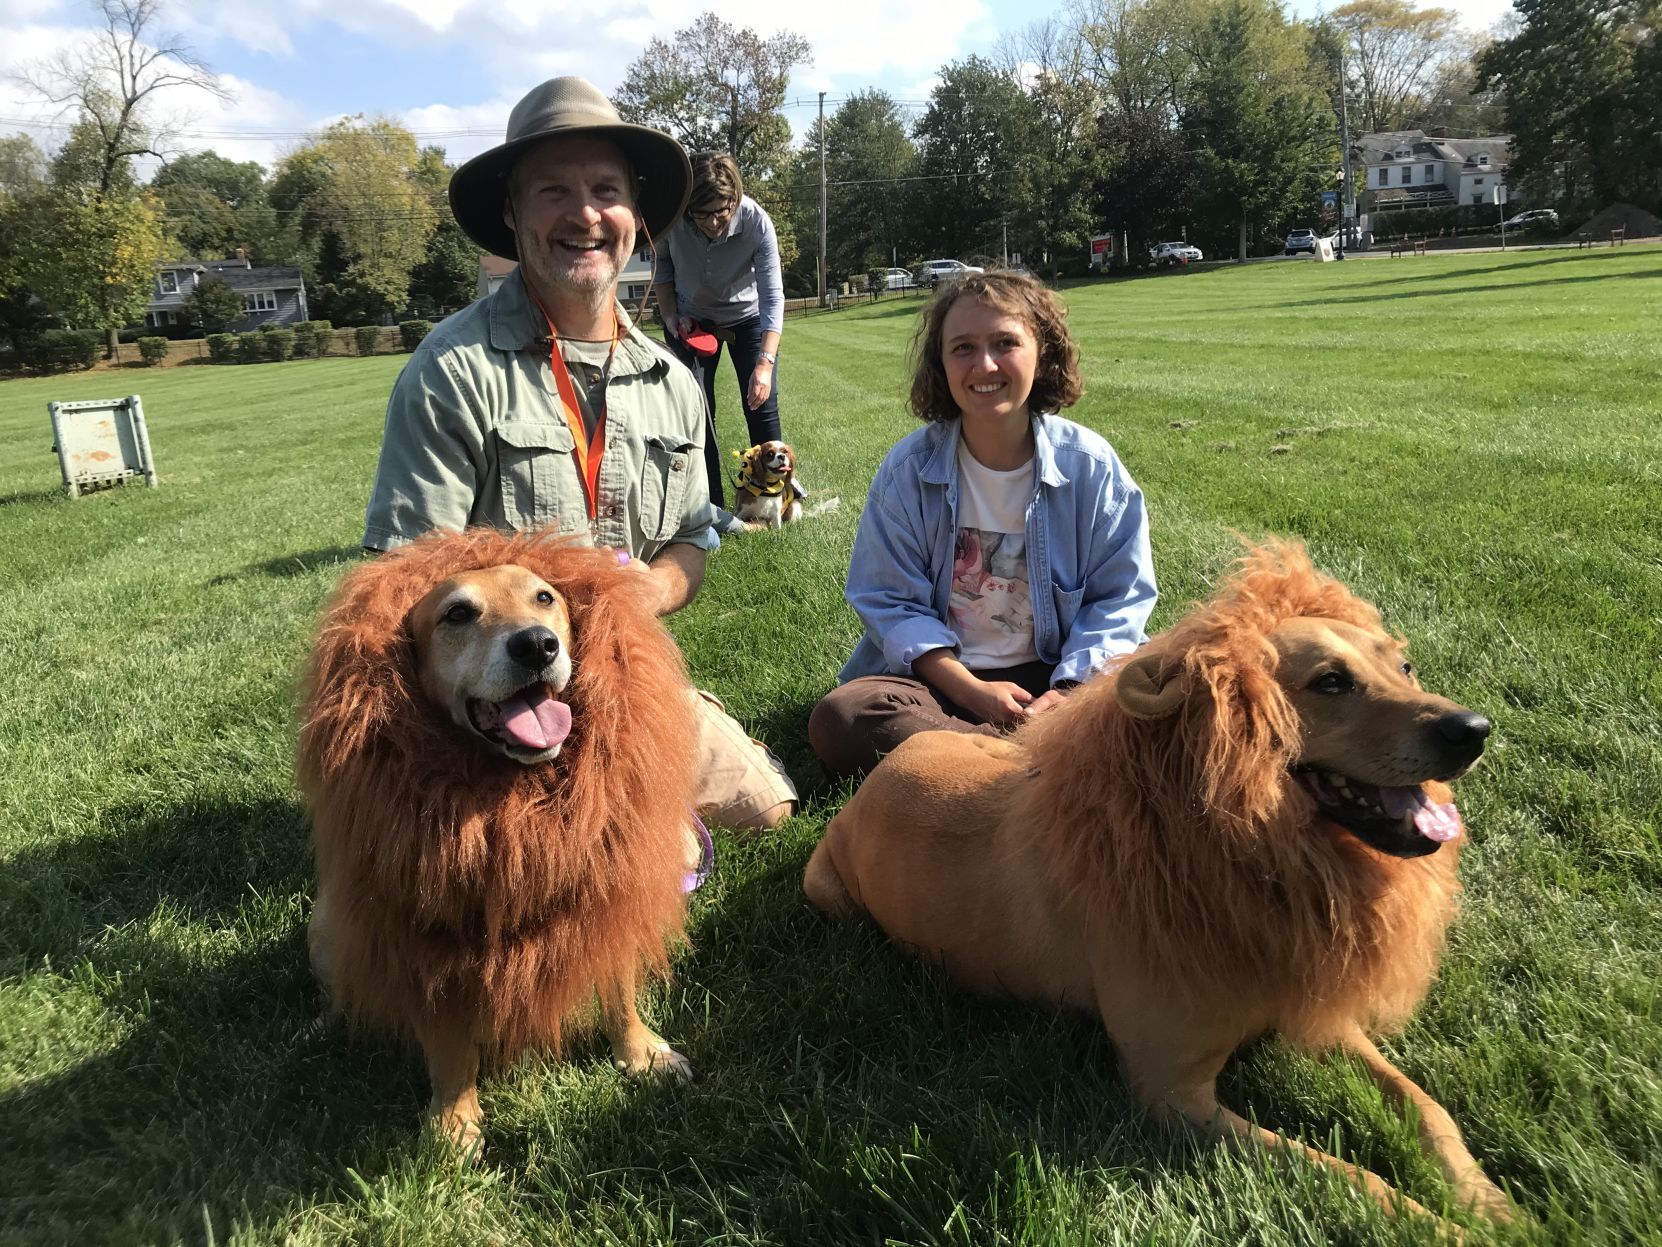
[297,530,696,1072]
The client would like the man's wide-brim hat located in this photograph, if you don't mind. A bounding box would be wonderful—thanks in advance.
[449,76,692,260]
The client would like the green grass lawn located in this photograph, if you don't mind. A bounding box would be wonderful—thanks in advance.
[1,247,1659,1246]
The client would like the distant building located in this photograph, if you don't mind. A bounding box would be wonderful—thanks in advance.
[144,253,309,332]
[1355,131,1512,214]
[474,244,658,307]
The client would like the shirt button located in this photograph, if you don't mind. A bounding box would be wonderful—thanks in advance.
[671,457,684,472]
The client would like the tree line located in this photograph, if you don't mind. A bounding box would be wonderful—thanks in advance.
[2,0,1656,364]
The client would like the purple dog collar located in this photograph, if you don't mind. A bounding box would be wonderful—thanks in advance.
[615,549,631,567]
[684,813,715,893]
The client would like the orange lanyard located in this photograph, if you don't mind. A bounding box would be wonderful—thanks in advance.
[540,308,622,521]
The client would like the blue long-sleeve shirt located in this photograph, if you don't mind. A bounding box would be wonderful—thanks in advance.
[839,415,1157,688]
[657,195,784,334]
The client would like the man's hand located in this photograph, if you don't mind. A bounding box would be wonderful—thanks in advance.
[746,362,774,411]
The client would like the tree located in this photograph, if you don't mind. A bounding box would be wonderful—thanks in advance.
[1476,0,1660,215]
[0,135,49,199]
[1096,106,1194,253]
[1332,0,1462,134]
[15,0,229,200]
[184,274,244,332]
[269,118,441,324]
[616,13,811,184]
[10,176,166,344]
[820,92,916,278]
[1186,0,1336,259]
[150,150,281,260]
[910,59,1046,262]
[405,146,481,316]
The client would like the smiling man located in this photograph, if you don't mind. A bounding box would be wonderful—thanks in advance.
[362,76,795,831]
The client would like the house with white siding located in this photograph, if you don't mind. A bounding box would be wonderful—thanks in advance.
[1355,130,1511,215]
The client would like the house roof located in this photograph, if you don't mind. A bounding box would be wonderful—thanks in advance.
[204,265,303,290]
[1355,130,1512,171]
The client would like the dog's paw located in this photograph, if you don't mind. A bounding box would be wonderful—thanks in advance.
[427,1109,485,1163]
[614,1040,694,1082]
[1454,1177,1524,1227]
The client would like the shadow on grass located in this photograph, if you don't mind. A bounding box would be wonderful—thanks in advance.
[0,797,1476,1242]
[208,545,364,585]
[0,792,432,1245]
[1255,264,1661,311]
[0,487,63,508]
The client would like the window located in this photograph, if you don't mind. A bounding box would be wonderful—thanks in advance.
[158,271,179,294]
[1471,194,1484,205]
[1473,177,1485,187]
[1476,153,1490,166]
[1400,166,1411,185]
[149,310,174,327]
[1376,168,1388,188]
[243,291,277,312]
[1424,164,1437,183]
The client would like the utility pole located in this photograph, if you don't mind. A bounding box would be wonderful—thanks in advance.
[818,91,828,308]
[1338,41,1355,255]
[1002,220,1008,267]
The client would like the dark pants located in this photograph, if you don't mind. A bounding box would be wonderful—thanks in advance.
[666,313,782,508]
[808,661,1056,782]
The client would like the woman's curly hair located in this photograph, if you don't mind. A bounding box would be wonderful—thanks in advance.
[908,270,1084,423]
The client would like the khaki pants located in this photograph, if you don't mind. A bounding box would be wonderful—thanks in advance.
[691,689,797,827]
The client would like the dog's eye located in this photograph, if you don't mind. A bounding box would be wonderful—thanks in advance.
[442,602,478,625]
[1309,670,1354,695]
[1400,660,1414,677]
[535,590,555,606]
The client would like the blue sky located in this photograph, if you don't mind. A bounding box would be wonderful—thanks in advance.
[0,0,1516,174]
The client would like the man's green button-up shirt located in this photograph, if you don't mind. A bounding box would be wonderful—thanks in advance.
[363,267,716,558]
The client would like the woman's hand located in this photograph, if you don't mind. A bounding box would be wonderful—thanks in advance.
[746,361,774,411]
[960,679,1034,727]
[1024,688,1068,717]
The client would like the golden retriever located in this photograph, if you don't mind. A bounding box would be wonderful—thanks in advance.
[804,541,1519,1225]
[298,531,699,1152]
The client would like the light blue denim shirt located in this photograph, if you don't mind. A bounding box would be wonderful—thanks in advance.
[839,415,1157,688]
[657,196,784,333]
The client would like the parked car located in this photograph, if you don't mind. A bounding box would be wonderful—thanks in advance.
[913,258,985,288]
[1150,241,1203,266]
[880,267,917,290]
[1502,208,1559,231]
[1284,228,1317,255]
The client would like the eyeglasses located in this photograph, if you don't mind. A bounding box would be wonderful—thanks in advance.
[688,201,735,222]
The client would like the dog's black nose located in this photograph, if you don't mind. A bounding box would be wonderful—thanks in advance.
[506,626,561,669]
[1434,712,1492,750]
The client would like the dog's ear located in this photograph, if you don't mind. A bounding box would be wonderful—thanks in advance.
[1115,650,1188,719]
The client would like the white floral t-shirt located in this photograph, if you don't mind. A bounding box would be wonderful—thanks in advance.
[950,443,1038,669]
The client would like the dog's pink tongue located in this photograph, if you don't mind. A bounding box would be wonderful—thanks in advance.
[496,689,572,751]
[1379,785,1462,842]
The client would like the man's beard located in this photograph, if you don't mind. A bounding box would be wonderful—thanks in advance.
[521,233,624,300]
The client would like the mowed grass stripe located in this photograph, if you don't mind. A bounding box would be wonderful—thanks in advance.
[0,245,1657,1245]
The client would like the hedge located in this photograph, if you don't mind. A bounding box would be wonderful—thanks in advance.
[293,320,332,358]
[206,334,237,363]
[264,329,296,362]
[30,329,102,373]
[136,336,170,366]
[355,326,381,356]
[237,334,266,364]
[399,319,432,352]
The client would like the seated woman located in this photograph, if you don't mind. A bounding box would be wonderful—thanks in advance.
[809,270,1157,781]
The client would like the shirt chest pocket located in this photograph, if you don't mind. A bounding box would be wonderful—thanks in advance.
[640,434,695,541]
[495,422,576,530]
